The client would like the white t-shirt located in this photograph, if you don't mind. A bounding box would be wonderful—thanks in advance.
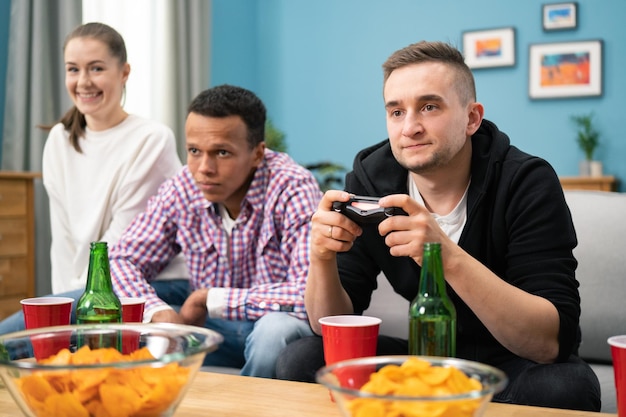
[43,114,189,293]
[408,175,469,244]
[206,204,237,318]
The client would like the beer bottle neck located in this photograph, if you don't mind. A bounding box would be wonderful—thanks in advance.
[85,242,113,292]
[418,243,446,298]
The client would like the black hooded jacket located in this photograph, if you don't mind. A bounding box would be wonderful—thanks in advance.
[338,119,580,366]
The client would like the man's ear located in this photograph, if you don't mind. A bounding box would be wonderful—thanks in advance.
[253,142,266,166]
[466,102,484,136]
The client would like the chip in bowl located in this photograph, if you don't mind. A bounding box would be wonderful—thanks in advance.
[0,323,223,417]
[316,356,507,417]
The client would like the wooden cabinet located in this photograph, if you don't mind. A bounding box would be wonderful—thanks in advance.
[559,176,617,192]
[0,172,40,319]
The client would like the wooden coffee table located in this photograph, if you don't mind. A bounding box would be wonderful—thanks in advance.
[0,370,615,416]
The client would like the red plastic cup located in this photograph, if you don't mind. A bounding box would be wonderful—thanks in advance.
[120,297,145,354]
[319,315,381,394]
[20,297,74,360]
[120,297,145,323]
[609,335,626,416]
[319,315,381,364]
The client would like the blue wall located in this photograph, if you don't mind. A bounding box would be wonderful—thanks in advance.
[1,1,624,188]
[211,0,259,90]
[211,0,626,191]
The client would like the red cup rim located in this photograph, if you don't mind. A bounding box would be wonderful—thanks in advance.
[608,335,626,348]
[119,297,146,305]
[319,315,381,327]
[20,297,75,306]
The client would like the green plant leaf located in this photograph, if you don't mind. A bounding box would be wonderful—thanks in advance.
[571,112,599,160]
[265,119,288,153]
[304,161,347,192]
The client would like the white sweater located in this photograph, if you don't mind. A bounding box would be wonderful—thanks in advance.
[43,114,189,293]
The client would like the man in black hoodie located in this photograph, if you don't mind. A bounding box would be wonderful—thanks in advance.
[276,41,600,411]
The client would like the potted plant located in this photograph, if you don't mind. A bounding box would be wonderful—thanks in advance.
[571,112,602,177]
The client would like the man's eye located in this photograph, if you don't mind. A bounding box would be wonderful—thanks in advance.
[392,110,403,117]
[424,104,437,111]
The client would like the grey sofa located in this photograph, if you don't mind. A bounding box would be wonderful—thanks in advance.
[366,189,626,413]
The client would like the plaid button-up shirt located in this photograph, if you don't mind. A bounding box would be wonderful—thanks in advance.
[110,150,322,321]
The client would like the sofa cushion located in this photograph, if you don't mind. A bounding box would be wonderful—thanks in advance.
[564,190,626,363]
[363,274,408,339]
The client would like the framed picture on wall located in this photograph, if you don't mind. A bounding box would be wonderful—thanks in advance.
[462,27,516,69]
[528,40,602,99]
[542,2,578,31]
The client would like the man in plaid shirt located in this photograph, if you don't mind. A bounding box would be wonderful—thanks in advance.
[110,85,322,378]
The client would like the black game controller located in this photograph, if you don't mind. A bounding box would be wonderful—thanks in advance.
[332,195,407,224]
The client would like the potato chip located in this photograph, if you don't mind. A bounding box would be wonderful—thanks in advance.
[349,398,387,417]
[399,357,431,374]
[17,374,56,402]
[100,382,141,416]
[347,357,484,417]
[418,366,451,386]
[393,377,431,397]
[43,392,90,417]
[14,346,190,417]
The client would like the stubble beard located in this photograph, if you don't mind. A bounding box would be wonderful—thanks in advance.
[398,150,446,175]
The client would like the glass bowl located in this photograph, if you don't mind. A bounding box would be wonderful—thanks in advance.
[0,323,223,417]
[316,355,507,417]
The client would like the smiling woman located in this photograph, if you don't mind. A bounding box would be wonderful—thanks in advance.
[62,26,130,146]
[38,22,189,296]
[0,23,187,328]
[0,22,191,339]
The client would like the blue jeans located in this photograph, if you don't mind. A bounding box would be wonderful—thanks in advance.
[202,312,314,378]
[150,279,190,308]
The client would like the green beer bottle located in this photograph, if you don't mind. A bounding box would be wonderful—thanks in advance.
[76,241,122,349]
[409,242,457,356]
